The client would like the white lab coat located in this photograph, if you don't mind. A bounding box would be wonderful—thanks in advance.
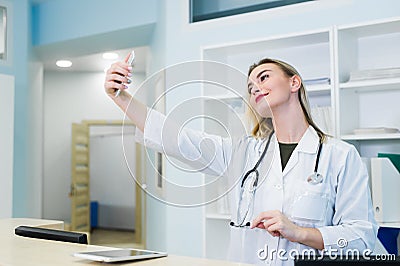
[136,109,378,265]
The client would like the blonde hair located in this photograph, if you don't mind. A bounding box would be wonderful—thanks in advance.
[247,58,326,142]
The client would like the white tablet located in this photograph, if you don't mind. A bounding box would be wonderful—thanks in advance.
[73,248,167,263]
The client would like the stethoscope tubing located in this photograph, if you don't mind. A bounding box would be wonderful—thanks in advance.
[314,140,323,174]
[233,130,324,227]
[240,130,275,188]
[241,131,324,188]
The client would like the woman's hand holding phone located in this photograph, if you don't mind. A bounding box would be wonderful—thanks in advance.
[104,51,134,98]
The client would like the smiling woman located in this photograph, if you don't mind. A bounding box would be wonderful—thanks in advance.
[0,6,6,60]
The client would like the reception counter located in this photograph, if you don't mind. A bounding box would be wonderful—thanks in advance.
[0,218,249,266]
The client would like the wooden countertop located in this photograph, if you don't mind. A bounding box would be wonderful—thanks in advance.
[0,218,249,266]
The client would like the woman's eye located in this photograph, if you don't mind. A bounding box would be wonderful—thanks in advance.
[248,86,253,94]
[260,74,269,82]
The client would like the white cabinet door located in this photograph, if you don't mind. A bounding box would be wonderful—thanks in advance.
[0,73,14,218]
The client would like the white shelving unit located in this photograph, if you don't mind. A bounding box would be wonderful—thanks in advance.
[341,134,400,141]
[340,77,400,90]
[335,17,400,157]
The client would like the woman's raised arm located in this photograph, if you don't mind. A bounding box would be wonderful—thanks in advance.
[104,53,147,132]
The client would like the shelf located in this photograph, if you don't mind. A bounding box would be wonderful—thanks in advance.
[340,77,400,92]
[338,17,400,38]
[203,29,330,56]
[341,133,400,141]
[306,84,331,93]
[379,222,400,229]
[205,213,231,220]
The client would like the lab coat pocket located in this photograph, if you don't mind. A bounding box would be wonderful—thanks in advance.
[289,191,329,224]
[228,226,261,264]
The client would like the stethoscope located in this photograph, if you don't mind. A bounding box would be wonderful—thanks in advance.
[230,130,324,227]
[231,131,274,227]
[307,140,324,184]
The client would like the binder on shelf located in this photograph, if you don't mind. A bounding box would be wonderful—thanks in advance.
[353,127,400,135]
[378,153,400,172]
[349,68,400,82]
[303,77,330,85]
[371,153,400,223]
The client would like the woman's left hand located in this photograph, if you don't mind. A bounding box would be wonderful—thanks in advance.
[250,210,302,242]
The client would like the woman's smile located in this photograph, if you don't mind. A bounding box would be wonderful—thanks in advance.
[255,92,270,103]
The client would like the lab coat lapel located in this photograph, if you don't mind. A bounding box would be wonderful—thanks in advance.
[257,134,280,187]
[282,146,299,177]
[282,126,320,177]
[271,136,282,177]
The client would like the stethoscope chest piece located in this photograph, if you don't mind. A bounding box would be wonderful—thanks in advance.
[307,140,324,185]
[307,172,323,185]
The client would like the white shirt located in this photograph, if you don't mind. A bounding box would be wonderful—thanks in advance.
[136,109,378,265]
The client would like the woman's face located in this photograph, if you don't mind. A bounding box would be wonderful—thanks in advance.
[247,63,297,117]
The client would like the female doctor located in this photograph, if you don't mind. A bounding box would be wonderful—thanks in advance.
[104,56,377,265]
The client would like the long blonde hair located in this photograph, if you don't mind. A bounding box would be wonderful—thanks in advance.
[247,58,326,142]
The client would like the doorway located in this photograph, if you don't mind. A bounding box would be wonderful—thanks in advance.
[70,120,146,247]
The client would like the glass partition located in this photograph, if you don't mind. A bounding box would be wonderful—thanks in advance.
[0,6,7,60]
[190,0,313,23]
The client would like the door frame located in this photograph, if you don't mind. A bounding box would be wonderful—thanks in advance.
[72,120,146,247]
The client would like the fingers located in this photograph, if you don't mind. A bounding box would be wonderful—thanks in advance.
[104,80,126,91]
[107,62,131,76]
[106,73,130,85]
[266,220,281,234]
[251,210,284,238]
[252,210,302,242]
[104,61,132,96]
[124,52,131,63]
[250,210,279,228]
[257,217,281,237]
[106,63,132,80]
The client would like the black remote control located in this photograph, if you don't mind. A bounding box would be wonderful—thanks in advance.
[15,225,88,244]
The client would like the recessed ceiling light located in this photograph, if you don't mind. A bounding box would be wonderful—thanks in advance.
[56,60,72,68]
[102,52,119,60]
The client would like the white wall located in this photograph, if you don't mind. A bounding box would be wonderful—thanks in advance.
[0,7,4,57]
[28,61,44,218]
[43,70,145,222]
[90,125,136,230]
[0,73,14,218]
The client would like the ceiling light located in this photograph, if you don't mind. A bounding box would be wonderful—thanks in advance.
[56,60,72,68]
[102,52,119,60]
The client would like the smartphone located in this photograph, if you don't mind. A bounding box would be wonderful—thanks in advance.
[115,50,135,97]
